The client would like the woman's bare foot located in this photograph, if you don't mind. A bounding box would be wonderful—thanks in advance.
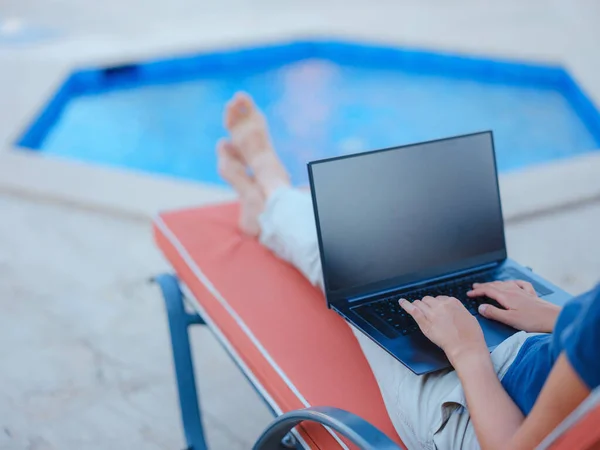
[217,139,265,236]
[224,92,290,197]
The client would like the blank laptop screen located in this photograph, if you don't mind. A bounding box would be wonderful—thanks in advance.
[309,132,506,297]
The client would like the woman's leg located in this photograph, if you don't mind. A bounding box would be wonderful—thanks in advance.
[219,93,471,449]
[219,93,532,450]
[254,181,532,450]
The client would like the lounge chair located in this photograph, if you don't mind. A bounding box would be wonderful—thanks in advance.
[152,202,600,450]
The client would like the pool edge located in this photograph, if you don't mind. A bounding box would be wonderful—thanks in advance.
[1,146,599,224]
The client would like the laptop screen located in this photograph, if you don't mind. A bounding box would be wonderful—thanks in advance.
[308,132,506,299]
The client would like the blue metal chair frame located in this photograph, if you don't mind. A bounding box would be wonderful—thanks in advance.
[153,273,401,450]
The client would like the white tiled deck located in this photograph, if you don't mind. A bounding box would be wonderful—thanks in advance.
[1,0,600,448]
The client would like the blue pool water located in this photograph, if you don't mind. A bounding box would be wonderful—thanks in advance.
[38,57,600,186]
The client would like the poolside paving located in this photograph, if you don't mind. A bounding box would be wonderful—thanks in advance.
[1,0,600,449]
[0,193,274,449]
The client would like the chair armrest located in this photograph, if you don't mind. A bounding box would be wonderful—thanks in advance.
[253,406,402,450]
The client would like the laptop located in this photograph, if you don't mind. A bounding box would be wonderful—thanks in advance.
[307,131,571,375]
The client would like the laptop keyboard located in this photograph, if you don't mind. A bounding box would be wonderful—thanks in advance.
[353,268,553,339]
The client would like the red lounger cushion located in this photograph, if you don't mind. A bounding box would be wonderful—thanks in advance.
[153,202,600,449]
[153,202,403,449]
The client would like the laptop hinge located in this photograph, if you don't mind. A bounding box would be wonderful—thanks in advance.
[347,261,501,303]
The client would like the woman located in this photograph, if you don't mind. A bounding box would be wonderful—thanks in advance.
[216,92,599,450]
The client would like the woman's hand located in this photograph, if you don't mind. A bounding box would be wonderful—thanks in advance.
[467,280,561,333]
[399,296,489,367]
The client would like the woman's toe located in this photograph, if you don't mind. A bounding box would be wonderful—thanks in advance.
[217,139,250,190]
[224,92,252,129]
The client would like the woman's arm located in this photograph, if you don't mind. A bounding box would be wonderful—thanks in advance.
[463,280,590,447]
[401,292,590,450]
[508,353,590,449]
[452,351,589,450]
[401,296,526,448]
[452,350,525,450]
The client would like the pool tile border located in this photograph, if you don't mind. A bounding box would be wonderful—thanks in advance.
[15,39,600,152]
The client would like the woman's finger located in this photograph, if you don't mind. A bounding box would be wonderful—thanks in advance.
[422,295,446,306]
[492,281,512,290]
[467,285,508,306]
[474,281,510,291]
[478,303,513,326]
[514,280,536,294]
[399,298,428,325]
[413,300,432,318]
[418,296,435,310]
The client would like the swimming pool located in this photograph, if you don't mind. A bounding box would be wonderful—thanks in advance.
[17,41,600,187]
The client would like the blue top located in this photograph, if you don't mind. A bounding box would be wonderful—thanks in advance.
[501,284,600,414]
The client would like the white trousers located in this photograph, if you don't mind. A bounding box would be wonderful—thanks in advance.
[259,187,530,450]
